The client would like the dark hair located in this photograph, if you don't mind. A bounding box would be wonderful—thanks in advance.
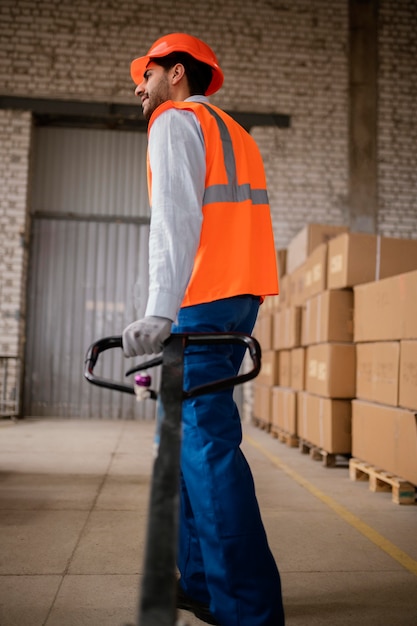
[153,52,213,95]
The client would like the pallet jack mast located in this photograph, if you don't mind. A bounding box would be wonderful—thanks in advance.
[85,332,262,626]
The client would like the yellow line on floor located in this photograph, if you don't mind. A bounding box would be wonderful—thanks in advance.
[244,434,417,578]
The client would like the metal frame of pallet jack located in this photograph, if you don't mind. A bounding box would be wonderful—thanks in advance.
[84,332,262,626]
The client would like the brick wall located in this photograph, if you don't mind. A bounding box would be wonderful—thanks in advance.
[1,0,351,251]
[0,109,31,357]
[377,0,417,238]
[1,0,415,250]
[0,109,31,414]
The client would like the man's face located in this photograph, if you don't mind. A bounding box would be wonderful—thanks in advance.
[135,62,171,121]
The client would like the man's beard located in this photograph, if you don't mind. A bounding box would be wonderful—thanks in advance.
[143,74,170,121]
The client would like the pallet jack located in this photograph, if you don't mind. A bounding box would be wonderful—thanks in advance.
[84,332,262,626]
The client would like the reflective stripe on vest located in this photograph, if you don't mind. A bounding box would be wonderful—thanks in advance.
[200,104,269,206]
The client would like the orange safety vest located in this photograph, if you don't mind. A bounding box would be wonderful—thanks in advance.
[147,100,279,308]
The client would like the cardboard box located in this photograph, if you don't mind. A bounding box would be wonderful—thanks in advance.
[253,383,272,425]
[266,294,281,313]
[377,236,417,279]
[276,273,290,309]
[352,400,417,485]
[354,270,417,342]
[286,223,348,274]
[327,233,417,289]
[288,262,306,307]
[257,350,280,386]
[303,243,328,300]
[306,343,356,398]
[327,232,378,289]
[297,391,307,439]
[303,289,353,345]
[271,387,297,434]
[356,342,400,407]
[254,313,273,350]
[273,306,302,350]
[276,248,287,279]
[401,270,417,339]
[399,340,417,410]
[278,350,291,388]
[272,311,282,349]
[290,347,305,390]
[354,274,403,342]
[297,391,351,453]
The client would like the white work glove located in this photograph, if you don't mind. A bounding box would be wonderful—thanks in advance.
[122,316,173,357]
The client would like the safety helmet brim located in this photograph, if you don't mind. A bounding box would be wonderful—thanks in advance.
[130,33,224,96]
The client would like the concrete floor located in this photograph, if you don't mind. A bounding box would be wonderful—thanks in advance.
[0,416,416,626]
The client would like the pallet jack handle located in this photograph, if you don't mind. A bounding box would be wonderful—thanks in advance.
[84,332,262,397]
[84,331,262,626]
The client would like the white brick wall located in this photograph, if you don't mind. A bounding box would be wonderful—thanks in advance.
[377,0,417,238]
[0,109,31,357]
[1,0,351,252]
[1,1,415,250]
[0,108,30,415]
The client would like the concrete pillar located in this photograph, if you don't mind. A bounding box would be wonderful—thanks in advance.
[349,0,378,233]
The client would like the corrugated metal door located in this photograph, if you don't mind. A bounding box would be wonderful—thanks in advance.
[24,126,156,419]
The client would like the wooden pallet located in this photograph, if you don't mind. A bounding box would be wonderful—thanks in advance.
[349,458,417,505]
[299,439,350,468]
[252,416,271,432]
[270,425,299,448]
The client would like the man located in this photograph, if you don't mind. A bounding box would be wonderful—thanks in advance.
[123,33,285,626]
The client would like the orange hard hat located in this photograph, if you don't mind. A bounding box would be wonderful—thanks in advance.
[130,33,224,95]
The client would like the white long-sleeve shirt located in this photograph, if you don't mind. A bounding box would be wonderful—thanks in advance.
[144,95,208,321]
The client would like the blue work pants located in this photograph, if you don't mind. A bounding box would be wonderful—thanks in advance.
[172,295,285,626]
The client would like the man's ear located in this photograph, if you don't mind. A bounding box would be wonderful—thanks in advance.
[171,63,186,85]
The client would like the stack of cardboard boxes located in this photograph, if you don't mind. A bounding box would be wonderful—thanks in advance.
[253,223,349,444]
[353,267,417,487]
[252,224,417,487]
[252,250,287,434]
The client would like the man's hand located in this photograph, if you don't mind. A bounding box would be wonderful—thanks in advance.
[122,316,173,357]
